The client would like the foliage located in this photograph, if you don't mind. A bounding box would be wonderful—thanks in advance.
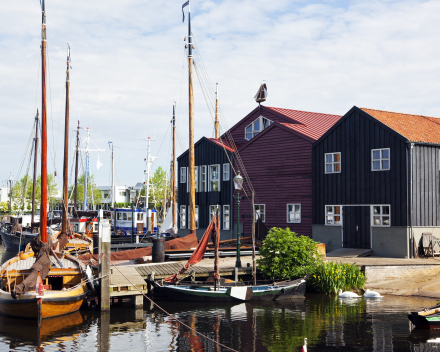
[140,166,171,209]
[308,261,366,294]
[69,173,102,207]
[11,174,58,211]
[257,227,323,280]
[0,202,9,213]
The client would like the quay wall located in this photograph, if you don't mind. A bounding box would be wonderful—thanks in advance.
[365,265,440,283]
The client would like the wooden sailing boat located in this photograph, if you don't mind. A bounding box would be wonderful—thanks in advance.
[0,1,89,320]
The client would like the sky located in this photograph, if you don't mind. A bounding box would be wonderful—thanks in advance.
[1,0,440,193]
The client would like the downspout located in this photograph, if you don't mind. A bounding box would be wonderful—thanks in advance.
[408,142,414,258]
[231,153,234,240]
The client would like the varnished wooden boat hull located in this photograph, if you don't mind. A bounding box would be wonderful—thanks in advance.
[0,286,89,319]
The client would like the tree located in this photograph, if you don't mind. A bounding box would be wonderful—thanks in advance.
[11,174,58,212]
[0,202,9,213]
[140,166,171,209]
[69,173,102,208]
[257,227,323,280]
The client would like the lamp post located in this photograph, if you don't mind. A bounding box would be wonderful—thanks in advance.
[233,172,244,268]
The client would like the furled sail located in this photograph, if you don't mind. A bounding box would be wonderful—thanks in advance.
[161,201,178,235]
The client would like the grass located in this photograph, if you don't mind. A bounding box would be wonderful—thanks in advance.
[308,261,366,294]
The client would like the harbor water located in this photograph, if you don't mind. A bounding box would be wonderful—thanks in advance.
[1,248,439,351]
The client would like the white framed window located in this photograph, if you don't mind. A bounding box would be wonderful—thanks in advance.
[254,204,266,222]
[223,163,230,181]
[325,205,342,225]
[180,167,186,183]
[372,148,390,171]
[209,165,220,192]
[74,224,79,232]
[201,165,207,192]
[372,205,390,226]
[188,205,199,229]
[195,166,199,192]
[325,153,341,174]
[180,205,186,229]
[137,213,143,221]
[119,191,126,196]
[245,116,273,140]
[223,205,230,230]
[210,205,221,220]
[128,212,132,221]
[122,213,127,220]
[287,204,301,223]
[186,167,189,192]
[117,212,122,220]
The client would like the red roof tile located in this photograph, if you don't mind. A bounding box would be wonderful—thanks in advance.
[361,108,440,144]
[208,138,239,152]
[266,107,342,141]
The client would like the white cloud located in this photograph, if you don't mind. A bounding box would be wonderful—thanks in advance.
[1,0,440,191]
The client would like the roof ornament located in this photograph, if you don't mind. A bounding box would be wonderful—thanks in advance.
[254,83,268,104]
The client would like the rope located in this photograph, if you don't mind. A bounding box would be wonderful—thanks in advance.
[100,252,238,352]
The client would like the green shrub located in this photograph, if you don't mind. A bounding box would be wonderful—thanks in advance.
[257,227,323,280]
[309,261,366,294]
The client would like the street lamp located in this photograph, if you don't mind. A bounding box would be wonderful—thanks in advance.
[233,171,244,268]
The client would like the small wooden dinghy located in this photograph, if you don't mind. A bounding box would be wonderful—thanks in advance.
[0,250,89,320]
[408,305,440,329]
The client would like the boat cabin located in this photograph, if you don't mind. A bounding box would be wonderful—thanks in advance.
[112,208,157,237]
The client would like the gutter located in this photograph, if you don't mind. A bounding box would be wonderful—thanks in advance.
[407,142,415,258]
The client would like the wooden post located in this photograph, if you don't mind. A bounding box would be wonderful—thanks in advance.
[188,9,196,235]
[61,46,70,236]
[74,121,80,214]
[100,221,111,311]
[40,2,47,244]
[98,311,110,351]
[252,192,256,285]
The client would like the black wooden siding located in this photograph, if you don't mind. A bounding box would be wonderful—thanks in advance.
[411,144,440,226]
[312,107,408,227]
[177,137,233,229]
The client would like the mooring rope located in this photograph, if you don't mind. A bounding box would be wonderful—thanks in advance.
[100,253,238,352]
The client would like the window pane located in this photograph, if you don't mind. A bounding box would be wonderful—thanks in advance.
[334,206,340,214]
[373,150,380,159]
[382,206,390,215]
[123,213,127,220]
[334,153,340,162]
[334,164,340,172]
[334,216,341,224]
[326,206,333,214]
[261,205,265,213]
[373,206,380,214]
[262,118,268,128]
[289,214,294,222]
[382,160,389,169]
[326,164,333,173]
[254,119,260,131]
[128,213,132,220]
[294,205,300,212]
[383,217,390,225]
[373,216,381,225]
[382,149,389,158]
[246,125,252,133]
[253,131,259,137]
[373,160,380,169]
[294,214,300,221]
[326,154,332,163]
[326,216,333,224]
[246,133,252,140]
[288,205,293,213]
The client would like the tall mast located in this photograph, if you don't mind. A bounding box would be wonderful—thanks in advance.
[31,110,39,226]
[144,137,152,226]
[188,2,196,234]
[74,120,80,213]
[215,83,219,139]
[83,127,90,211]
[172,103,176,229]
[40,0,47,243]
[61,44,70,236]
[111,142,114,209]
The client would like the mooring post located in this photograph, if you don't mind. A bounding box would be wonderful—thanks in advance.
[100,222,111,311]
[98,311,110,352]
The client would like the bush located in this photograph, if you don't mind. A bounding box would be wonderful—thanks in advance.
[309,261,366,294]
[257,227,323,280]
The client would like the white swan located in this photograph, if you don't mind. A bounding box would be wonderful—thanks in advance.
[338,289,361,298]
[364,289,383,298]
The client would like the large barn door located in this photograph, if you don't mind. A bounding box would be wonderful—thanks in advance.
[343,206,370,249]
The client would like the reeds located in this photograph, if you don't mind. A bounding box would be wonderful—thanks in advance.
[309,261,366,294]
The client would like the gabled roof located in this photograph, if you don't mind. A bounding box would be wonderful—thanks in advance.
[361,108,440,144]
[266,107,342,141]
[207,138,239,152]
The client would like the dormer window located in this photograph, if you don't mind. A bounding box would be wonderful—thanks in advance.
[245,116,273,140]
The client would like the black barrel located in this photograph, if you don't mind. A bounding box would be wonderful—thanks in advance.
[152,238,165,263]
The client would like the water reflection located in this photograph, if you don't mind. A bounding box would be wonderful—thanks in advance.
[0,287,440,351]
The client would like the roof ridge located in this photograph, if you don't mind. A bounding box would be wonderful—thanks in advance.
[266,106,342,117]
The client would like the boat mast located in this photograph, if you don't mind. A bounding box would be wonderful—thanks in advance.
[187,2,196,234]
[111,142,114,210]
[40,0,47,243]
[74,120,80,213]
[31,110,39,227]
[144,137,152,229]
[61,44,70,236]
[83,127,90,211]
[172,103,176,229]
[215,83,219,139]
